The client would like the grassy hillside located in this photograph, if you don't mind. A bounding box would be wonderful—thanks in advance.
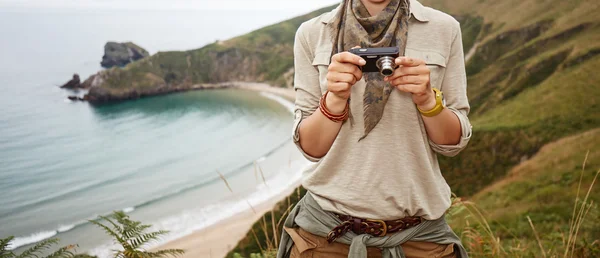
[449,129,600,257]
[418,0,600,196]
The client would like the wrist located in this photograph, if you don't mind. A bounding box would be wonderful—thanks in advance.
[325,92,348,114]
[416,90,437,111]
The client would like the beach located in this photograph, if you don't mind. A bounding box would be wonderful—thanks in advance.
[153,182,300,258]
[153,84,301,257]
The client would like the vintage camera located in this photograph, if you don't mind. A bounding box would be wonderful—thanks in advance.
[348,47,400,76]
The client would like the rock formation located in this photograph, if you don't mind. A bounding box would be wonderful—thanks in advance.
[60,74,82,89]
[101,42,149,68]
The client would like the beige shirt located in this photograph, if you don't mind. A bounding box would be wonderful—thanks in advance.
[292,0,472,221]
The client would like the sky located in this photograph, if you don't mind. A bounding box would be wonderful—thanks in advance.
[0,0,342,12]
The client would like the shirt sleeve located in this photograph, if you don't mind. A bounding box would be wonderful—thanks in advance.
[292,23,323,162]
[429,23,473,157]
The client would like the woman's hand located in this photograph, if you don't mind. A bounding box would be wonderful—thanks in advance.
[385,57,436,111]
[326,50,366,101]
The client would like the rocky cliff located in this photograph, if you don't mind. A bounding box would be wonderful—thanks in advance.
[101,42,149,68]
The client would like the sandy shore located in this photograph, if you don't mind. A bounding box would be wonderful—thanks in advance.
[153,83,299,258]
[229,82,296,102]
[154,184,300,258]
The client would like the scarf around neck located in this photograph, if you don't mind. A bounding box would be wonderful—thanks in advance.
[329,0,411,140]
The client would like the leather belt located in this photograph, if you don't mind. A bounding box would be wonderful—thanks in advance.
[326,214,424,243]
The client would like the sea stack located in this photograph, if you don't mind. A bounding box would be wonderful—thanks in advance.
[60,74,81,89]
[101,42,149,68]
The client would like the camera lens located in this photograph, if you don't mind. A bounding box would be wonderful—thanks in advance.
[376,56,396,77]
[381,67,394,76]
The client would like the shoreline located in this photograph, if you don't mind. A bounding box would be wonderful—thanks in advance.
[151,83,300,257]
[152,181,301,257]
[84,80,296,105]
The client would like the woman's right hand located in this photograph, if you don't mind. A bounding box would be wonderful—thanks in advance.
[326,51,366,101]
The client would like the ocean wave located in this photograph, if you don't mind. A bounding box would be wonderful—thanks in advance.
[10,217,91,250]
[57,224,76,233]
[8,230,57,250]
[122,207,135,213]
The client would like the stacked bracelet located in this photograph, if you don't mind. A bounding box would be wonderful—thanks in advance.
[319,91,349,123]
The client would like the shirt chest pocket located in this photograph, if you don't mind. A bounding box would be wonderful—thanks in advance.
[404,48,447,89]
[311,51,332,94]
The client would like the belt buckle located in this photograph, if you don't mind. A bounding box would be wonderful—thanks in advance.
[366,219,388,237]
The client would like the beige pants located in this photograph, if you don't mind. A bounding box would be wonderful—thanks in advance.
[284,227,456,258]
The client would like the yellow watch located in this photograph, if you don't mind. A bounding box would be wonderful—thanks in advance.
[417,88,444,117]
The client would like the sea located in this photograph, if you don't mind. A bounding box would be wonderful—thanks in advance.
[0,4,328,256]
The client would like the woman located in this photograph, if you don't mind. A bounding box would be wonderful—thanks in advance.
[278,0,472,257]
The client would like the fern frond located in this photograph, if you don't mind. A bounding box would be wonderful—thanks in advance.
[45,244,77,258]
[88,219,126,245]
[146,248,185,258]
[110,212,149,240]
[16,239,56,258]
[96,215,124,238]
[113,251,126,258]
[0,236,16,258]
[16,238,60,258]
[122,249,139,258]
[0,252,16,258]
[129,230,169,249]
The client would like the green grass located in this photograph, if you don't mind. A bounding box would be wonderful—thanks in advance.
[226,187,307,258]
[448,129,600,257]
[425,0,600,197]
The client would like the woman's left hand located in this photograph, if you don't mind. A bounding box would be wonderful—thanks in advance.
[384,57,436,111]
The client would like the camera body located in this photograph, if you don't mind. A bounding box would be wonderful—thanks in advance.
[348,47,400,76]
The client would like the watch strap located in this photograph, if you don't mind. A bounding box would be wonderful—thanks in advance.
[418,88,444,117]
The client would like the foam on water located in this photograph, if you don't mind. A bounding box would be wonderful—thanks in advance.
[57,224,76,233]
[9,217,93,249]
[8,231,57,250]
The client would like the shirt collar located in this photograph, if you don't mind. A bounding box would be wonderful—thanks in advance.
[321,0,430,24]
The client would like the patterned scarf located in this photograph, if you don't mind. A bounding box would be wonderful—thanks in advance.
[329,0,410,140]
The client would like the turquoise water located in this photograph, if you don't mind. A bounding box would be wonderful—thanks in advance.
[0,7,308,255]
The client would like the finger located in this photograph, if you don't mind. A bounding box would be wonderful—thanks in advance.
[327,72,357,85]
[333,52,366,66]
[386,66,429,81]
[390,75,423,86]
[395,57,426,67]
[351,45,361,49]
[328,82,352,93]
[329,62,363,81]
[395,84,422,93]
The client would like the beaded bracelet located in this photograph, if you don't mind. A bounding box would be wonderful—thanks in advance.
[319,91,349,123]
